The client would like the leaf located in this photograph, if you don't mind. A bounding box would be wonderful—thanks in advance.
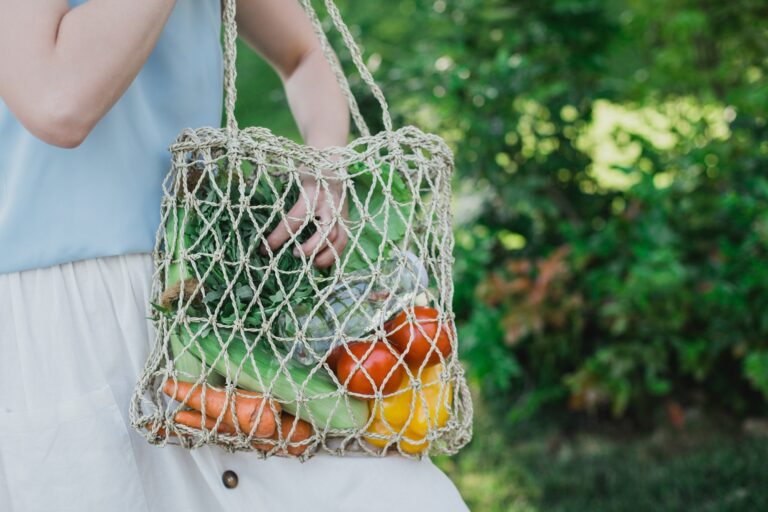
[203,290,223,304]
[177,169,320,332]
[342,163,413,272]
[235,285,254,300]
[149,302,172,317]
[744,351,768,398]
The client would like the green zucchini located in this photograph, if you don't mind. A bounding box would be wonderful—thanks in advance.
[182,325,369,431]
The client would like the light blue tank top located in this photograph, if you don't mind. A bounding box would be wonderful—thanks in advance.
[0,0,223,274]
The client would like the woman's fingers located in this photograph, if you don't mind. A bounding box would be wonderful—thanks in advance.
[333,223,349,255]
[263,175,349,269]
[294,218,337,258]
[263,198,309,254]
[314,226,349,269]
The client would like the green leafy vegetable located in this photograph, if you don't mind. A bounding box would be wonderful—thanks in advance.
[342,162,414,273]
[178,168,318,331]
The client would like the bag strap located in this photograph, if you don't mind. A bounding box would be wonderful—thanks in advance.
[221,0,393,138]
[222,0,239,135]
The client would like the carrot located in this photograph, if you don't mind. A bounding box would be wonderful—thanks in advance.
[147,413,236,437]
[276,413,314,456]
[251,413,314,456]
[252,439,275,452]
[162,380,279,438]
[174,410,236,434]
[146,421,171,438]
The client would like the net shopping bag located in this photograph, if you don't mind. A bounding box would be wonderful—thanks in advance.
[131,0,472,459]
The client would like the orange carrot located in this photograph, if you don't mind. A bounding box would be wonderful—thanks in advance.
[146,421,171,438]
[253,439,275,452]
[174,410,236,434]
[251,413,314,456]
[162,380,278,438]
[276,413,314,456]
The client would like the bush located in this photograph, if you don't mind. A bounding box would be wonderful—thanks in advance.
[242,0,768,424]
[335,0,768,422]
[442,1,768,421]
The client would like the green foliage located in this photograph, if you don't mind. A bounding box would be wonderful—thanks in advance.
[435,389,768,512]
[235,0,768,424]
[435,408,768,512]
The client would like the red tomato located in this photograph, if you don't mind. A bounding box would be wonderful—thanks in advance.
[325,344,343,370]
[385,307,453,367]
[335,342,404,397]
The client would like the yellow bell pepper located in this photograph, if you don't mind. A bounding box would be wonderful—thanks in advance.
[365,364,452,453]
[398,429,430,454]
[408,364,452,437]
[363,419,392,449]
[364,419,428,454]
[369,371,415,429]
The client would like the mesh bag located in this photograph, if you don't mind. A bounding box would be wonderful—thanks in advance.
[130,0,472,459]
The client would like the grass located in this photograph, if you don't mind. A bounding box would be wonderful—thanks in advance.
[434,393,768,512]
[531,433,768,511]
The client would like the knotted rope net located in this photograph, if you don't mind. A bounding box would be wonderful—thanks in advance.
[130,0,472,459]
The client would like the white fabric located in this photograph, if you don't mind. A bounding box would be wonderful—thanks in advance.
[0,254,468,512]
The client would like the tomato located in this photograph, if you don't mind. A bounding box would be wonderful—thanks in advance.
[325,344,343,370]
[335,342,405,397]
[385,307,453,367]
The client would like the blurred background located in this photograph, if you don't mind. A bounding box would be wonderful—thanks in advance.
[235,1,768,510]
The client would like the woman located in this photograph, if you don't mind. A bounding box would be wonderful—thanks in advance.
[0,0,468,510]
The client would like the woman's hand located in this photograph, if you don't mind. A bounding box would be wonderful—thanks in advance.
[237,0,351,268]
[264,167,349,269]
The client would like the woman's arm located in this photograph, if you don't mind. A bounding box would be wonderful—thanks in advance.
[0,0,176,148]
[237,0,351,268]
[236,0,349,150]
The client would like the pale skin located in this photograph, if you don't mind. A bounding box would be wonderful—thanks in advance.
[0,0,350,268]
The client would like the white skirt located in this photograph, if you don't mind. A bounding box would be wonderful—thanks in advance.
[0,254,468,512]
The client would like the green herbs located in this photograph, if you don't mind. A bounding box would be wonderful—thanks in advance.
[159,160,417,427]
[163,160,414,333]
[180,169,318,330]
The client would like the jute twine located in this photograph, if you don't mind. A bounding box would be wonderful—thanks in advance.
[130,0,472,459]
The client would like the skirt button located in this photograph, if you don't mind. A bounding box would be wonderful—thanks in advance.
[222,470,239,489]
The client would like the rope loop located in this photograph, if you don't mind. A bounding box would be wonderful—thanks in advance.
[221,0,392,137]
